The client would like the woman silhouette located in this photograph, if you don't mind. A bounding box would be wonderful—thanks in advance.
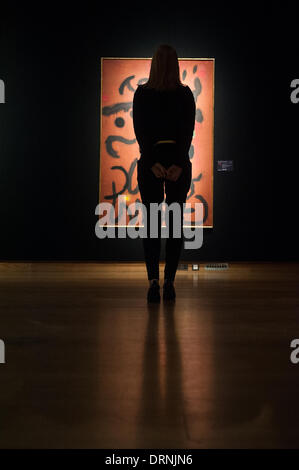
[133,44,196,303]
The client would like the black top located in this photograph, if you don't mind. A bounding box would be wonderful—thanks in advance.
[132,83,196,169]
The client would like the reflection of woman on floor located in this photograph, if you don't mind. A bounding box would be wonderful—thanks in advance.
[133,44,195,303]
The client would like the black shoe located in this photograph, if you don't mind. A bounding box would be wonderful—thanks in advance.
[147,280,160,303]
[163,279,176,301]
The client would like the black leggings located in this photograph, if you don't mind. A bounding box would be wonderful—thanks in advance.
[137,146,192,282]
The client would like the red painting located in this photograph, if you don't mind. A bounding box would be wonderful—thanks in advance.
[99,58,214,227]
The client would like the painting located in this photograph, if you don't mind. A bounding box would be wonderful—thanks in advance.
[99,57,214,227]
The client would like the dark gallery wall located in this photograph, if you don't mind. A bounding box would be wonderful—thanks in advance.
[0,4,298,261]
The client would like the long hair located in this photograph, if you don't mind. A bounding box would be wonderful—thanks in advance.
[143,44,184,91]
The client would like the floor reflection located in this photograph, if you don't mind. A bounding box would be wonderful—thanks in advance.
[136,301,186,448]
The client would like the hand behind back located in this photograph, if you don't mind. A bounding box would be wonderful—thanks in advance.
[151,163,182,182]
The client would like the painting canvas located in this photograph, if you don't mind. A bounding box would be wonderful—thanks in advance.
[99,57,214,227]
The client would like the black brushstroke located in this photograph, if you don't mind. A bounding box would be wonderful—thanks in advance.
[115,117,125,128]
[189,145,194,160]
[104,160,140,223]
[127,158,139,194]
[193,76,202,101]
[195,194,208,223]
[196,108,203,123]
[137,78,148,85]
[187,173,203,199]
[119,76,135,95]
[105,135,136,158]
[102,102,132,116]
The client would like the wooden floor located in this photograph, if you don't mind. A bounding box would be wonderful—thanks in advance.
[0,261,299,449]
